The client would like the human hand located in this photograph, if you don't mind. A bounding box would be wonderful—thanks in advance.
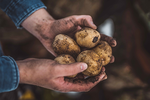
[17,58,107,92]
[21,9,117,63]
[38,15,117,59]
[34,15,98,57]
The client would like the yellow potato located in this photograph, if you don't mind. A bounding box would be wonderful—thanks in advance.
[76,50,102,76]
[54,54,77,78]
[75,27,100,48]
[93,41,112,66]
[53,34,81,58]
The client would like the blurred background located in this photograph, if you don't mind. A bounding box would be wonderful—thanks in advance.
[0,0,150,100]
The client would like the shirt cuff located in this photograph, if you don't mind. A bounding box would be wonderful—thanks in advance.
[3,0,47,29]
[0,56,19,93]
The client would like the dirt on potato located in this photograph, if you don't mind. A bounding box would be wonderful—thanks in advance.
[93,41,112,66]
[53,34,81,58]
[54,54,77,78]
[75,27,100,48]
[77,50,103,76]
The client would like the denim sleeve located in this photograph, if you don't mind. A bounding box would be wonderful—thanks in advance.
[0,0,47,29]
[0,56,20,93]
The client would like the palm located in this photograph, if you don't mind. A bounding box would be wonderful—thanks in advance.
[42,15,117,64]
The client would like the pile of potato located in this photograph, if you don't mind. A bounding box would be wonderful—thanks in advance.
[53,27,112,78]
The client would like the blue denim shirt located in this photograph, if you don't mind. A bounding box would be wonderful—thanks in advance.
[0,45,19,93]
[0,0,46,93]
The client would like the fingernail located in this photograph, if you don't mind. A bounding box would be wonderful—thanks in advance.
[104,76,107,80]
[81,63,88,70]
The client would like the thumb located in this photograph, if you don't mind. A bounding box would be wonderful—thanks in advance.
[55,62,88,77]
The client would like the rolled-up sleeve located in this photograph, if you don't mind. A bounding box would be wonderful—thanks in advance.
[0,56,19,93]
[0,0,46,29]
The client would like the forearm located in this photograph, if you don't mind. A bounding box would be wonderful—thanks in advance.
[0,0,47,28]
[21,8,55,43]
[16,58,55,85]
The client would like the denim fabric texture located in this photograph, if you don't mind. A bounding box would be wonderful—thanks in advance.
[0,0,46,93]
[0,56,19,93]
[0,0,46,29]
[0,44,19,93]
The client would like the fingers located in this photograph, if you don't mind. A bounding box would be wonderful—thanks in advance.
[75,15,97,29]
[100,67,107,81]
[110,56,115,63]
[50,15,96,37]
[54,62,88,77]
[102,74,107,81]
[62,67,107,92]
[84,67,106,83]
[100,34,116,63]
[100,34,117,47]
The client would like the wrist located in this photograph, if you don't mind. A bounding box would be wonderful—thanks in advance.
[21,8,55,43]
[16,60,26,84]
[34,19,54,43]
[16,59,36,84]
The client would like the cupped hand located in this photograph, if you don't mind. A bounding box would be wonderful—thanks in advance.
[99,33,117,63]
[38,15,117,60]
[38,15,97,57]
[22,9,116,63]
[22,8,116,63]
[20,9,114,92]
[17,58,107,92]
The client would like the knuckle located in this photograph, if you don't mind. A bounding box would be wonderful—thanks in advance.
[86,15,92,19]
[71,15,77,20]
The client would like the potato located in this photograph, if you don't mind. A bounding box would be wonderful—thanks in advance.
[76,50,102,76]
[54,54,77,78]
[53,34,81,58]
[93,41,112,66]
[75,27,100,48]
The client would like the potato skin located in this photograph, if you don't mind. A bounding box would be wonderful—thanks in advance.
[53,34,81,58]
[93,41,112,66]
[75,27,100,48]
[76,50,102,76]
[54,54,77,78]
